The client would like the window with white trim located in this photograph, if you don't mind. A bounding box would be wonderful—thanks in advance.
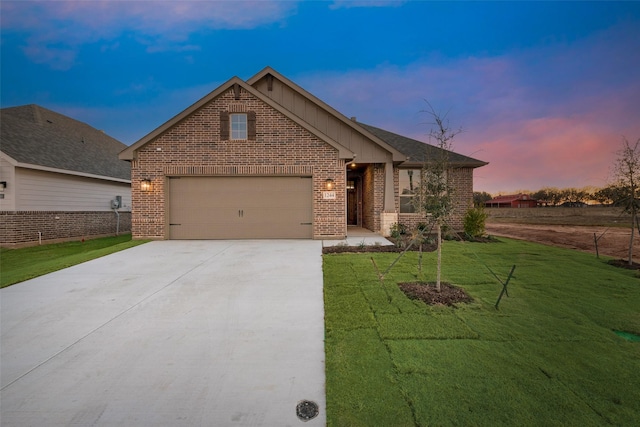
[230,113,248,140]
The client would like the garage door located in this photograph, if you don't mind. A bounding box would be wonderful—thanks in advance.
[168,176,312,239]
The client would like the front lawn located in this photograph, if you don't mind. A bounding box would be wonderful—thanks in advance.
[323,238,640,426]
[0,234,149,288]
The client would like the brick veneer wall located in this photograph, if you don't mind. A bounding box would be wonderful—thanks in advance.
[0,211,131,247]
[130,86,346,240]
[397,167,474,232]
[362,165,375,231]
[373,164,386,232]
[360,164,387,232]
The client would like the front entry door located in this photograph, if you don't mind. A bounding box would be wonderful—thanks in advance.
[346,178,359,226]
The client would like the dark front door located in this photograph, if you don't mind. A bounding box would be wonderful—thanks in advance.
[346,178,359,226]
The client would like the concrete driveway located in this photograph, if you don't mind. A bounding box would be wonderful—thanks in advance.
[1,241,325,426]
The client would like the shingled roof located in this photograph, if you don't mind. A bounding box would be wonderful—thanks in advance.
[358,123,487,168]
[1,104,130,181]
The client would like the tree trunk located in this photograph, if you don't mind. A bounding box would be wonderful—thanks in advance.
[436,221,442,292]
[629,212,636,266]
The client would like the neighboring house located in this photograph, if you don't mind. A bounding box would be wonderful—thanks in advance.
[0,105,132,246]
[485,193,538,208]
[120,67,487,240]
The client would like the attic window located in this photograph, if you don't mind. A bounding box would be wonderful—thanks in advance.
[220,111,256,141]
[231,114,248,140]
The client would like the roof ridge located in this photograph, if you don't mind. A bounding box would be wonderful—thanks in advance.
[31,104,43,124]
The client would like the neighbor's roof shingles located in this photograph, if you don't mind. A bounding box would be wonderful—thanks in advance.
[1,104,130,181]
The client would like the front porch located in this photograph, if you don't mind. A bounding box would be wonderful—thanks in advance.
[346,162,396,236]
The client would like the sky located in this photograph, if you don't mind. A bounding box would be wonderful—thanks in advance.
[1,0,639,195]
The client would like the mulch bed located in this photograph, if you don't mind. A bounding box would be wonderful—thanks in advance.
[398,281,473,307]
[322,241,437,254]
[322,234,498,254]
[608,259,640,270]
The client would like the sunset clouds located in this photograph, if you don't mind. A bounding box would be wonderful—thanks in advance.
[1,0,297,69]
[298,19,640,193]
[1,1,639,194]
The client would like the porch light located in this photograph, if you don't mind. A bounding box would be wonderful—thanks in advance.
[140,179,152,192]
[325,178,335,190]
[0,181,6,191]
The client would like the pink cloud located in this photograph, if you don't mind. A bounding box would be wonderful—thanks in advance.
[296,21,639,195]
[329,0,407,10]
[2,1,297,33]
[471,115,629,194]
[1,1,298,69]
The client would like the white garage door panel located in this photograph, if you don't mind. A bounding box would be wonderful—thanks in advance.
[169,177,312,239]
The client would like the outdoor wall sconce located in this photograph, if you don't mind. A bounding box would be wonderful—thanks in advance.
[325,178,335,191]
[140,179,152,192]
[0,181,6,191]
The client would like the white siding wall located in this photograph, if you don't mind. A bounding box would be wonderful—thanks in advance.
[13,168,131,211]
[0,156,16,210]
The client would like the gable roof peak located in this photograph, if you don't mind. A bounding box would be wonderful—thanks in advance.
[247,67,406,162]
[119,73,354,161]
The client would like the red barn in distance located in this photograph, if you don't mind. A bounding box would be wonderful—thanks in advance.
[485,193,538,208]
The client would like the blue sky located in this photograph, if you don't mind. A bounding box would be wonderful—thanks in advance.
[2,1,639,194]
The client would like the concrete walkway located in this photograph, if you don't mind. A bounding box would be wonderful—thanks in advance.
[322,226,393,247]
[1,241,325,426]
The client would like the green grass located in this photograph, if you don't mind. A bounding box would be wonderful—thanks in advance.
[323,238,640,426]
[0,234,149,288]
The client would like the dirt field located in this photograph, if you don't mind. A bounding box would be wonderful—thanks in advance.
[485,207,638,262]
[485,223,638,261]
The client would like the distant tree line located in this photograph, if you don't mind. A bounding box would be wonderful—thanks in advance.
[476,136,639,265]
[473,184,633,207]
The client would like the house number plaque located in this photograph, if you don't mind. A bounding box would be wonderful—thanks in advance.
[322,191,336,200]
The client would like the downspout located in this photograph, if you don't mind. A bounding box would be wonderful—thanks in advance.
[113,208,120,236]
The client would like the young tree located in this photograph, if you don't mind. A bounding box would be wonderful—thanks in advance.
[613,136,640,265]
[414,103,461,291]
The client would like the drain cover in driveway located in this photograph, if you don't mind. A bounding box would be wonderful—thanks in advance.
[296,400,319,421]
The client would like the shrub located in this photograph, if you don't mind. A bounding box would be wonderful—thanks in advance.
[390,222,407,239]
[416,222,429,232]
[464,206,488,238]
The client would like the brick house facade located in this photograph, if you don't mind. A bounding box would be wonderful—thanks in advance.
[128,87,346,240]
[121,68,486,240]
